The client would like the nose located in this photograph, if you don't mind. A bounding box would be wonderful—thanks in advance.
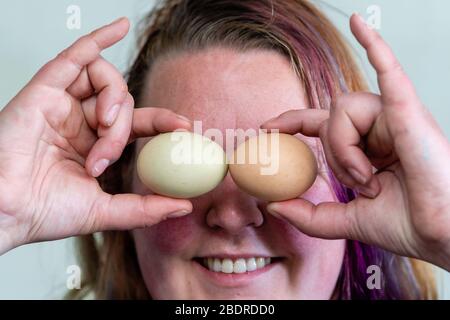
[206,174,264,234]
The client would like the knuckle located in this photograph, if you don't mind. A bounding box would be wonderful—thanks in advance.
[334,170,347,182]
[56,49,69,60]
[318,121,328,138]
[120,82,129,94]
[86,32,102,51]
[335,169,351,183]
[56,50,82,71]
[125,93,135,107]
[139,198,161,226]
[330,161,356,187]
[333,149,354,168]
[343,205,359,240]
[331,94,351,112]
[327,136,347,160]
[389,54,403,72]
[109,140,127,156]
[327,128,341,147]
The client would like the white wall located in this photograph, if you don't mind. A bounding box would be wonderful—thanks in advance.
[0,0,449,299]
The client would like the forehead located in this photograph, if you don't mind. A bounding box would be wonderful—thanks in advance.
[142,47,308,132]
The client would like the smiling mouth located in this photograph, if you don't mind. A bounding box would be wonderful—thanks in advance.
[194,256,283,274]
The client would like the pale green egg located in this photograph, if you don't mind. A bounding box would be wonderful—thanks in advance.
[137,131,228,198]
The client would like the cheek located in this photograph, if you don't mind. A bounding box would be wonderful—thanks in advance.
[268,213,345,297]
[268,215,323,252]
[132,171,197,255]
[145,214,197,255]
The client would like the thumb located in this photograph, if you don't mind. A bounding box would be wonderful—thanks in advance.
[266,199,356,240]
[91,192,193,231]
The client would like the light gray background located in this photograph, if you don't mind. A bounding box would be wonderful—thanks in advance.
[0,0,449,299]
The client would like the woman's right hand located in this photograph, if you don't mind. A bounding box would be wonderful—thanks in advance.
[0,18,193,255]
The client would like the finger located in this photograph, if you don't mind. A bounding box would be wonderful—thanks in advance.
[65,103,98,159]
[87,57,128,127]
[68,57,128,127]
[266,199,357,240]
[80,102,193,173]
[85,93,134,177]
[350,14,417,104]
[129,108,192,142]
[31,17,129,90]
[327,93,383,195]
[66,67,94,99]
[81,103,193,141]
[80,96,99,129]
[318,121,358,189]
[321,120,381,199]
[92,192,193,231]
[261,109,330,137]
[364,112,399,164]
[352,13,450,198]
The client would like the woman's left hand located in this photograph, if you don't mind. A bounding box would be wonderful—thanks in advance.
[261,14,450,270]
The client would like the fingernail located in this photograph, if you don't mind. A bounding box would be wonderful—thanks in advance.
[105,104,120,126]
[354,12,368,27]
[262,117,278,127]
[356,185,377,199]
[266,203,281,218]
[348,168,368,185]
[111,17,126,25]
[176,114,192,124]
[92,158,109,177]
[167,209,191,219]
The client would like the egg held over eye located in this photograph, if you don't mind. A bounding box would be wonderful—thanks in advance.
[137,132,228,198]
[229,133,318,202]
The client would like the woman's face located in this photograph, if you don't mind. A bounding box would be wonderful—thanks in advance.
[131,48,345,299]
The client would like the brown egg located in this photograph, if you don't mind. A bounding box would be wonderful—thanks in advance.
[229,133,318,201]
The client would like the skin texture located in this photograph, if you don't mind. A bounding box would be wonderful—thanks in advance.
[263,15,450,270]
[0,14,449,299]
[131,48,345,299]
[0,18,193,255]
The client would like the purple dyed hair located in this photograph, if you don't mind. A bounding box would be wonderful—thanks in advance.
[330,174,423,299]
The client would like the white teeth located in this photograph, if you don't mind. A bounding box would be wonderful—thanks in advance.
[246,258,257,272]
[207,258,213,270]
[203,257,273,274]
[213,258,222,272]
[233,259,247,273]
[221,259,234,273]
[256,257,265,269]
